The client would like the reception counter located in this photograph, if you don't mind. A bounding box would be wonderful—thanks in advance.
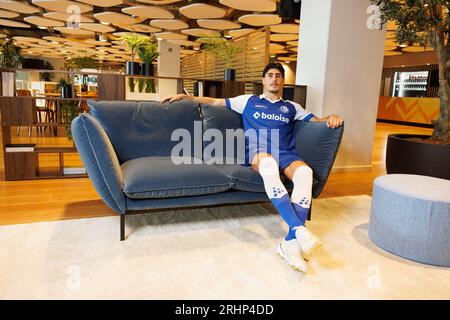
[377,96,440,126]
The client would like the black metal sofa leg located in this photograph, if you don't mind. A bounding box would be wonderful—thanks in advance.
[307,202,312,221]
[120,214,125,241]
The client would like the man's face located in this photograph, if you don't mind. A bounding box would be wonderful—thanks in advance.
[262,68,284,94]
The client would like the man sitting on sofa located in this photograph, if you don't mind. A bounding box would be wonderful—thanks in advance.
[161,62,343,273]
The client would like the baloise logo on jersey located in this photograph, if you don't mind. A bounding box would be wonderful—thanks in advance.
[253,111,290,123]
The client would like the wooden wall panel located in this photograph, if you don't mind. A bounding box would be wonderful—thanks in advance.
[180,28,270,96]
[98,74,125,101]
[0,97,33,125]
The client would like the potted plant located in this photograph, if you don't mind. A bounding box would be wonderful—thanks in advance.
[138,41,159,76]
[137,41,160,93]
[0,38,23,96]
[197,35,242,81]
[61,100,79,141]
[40,61,55,82]
[119,33,151,75]
[374,0,450,179]
[57,77,72,98]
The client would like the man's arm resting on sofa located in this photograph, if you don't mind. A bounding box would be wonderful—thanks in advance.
[160,94,226,107]
[310,114,343,129]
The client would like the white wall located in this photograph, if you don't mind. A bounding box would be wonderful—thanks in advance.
[157,40,180,99]
[296,0,386,171]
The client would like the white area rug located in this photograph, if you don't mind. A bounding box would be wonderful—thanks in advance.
[0,195,449,299]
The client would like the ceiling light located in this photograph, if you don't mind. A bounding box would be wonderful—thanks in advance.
[253,47,257,50]
[51,41,59,44]
[28,51,32,53]
[38,26,47,30]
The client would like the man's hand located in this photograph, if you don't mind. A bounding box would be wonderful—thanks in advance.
[160,94,190,103]
[326,114,343,129]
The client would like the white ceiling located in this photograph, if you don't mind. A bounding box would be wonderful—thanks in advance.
[0,0,302,65]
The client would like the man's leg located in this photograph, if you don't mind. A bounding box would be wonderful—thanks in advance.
[252,153,303,235]
[252,153,307,272]
[283,161,312,226]
[284,162,321,259]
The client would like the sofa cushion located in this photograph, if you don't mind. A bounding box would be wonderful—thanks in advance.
[213,164,265,192]
[121,157,232,199]
[88,100,202,163]
[200,104,245,164]
[214,164,318,193]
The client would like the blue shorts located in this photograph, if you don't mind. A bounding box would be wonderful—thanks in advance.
[246,148,303,170]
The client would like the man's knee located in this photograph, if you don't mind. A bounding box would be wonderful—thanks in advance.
[251,152,273,171]
[295,165,313,177]
[257,156,280,176]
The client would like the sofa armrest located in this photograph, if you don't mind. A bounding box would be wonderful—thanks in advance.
[72,113,126,214]
[294,121,344,198]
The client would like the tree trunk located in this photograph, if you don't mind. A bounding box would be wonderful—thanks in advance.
[433,30,450,142]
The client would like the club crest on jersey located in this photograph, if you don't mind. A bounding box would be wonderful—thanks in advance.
[280,106,289,113]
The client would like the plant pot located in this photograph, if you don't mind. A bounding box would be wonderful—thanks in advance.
[126,61,140,75]
[386,134,450,180]
[224,68,235,81]
[61,84,72,98]
[140,63,154,76]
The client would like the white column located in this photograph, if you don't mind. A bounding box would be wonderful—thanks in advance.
[157,40,180,99]
[296,0,386,172]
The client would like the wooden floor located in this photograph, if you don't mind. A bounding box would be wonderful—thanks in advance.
[0,122,433,225]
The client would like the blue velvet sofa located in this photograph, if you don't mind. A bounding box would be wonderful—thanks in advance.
[71,100,344,240]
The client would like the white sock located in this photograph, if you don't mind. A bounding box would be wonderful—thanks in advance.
[291,165,313,225]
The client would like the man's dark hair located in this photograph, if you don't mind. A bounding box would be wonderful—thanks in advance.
[262,62,285,78]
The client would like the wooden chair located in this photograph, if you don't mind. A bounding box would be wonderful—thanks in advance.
[15,89,33,137]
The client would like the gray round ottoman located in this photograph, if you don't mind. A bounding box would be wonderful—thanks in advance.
[369,174,450,267]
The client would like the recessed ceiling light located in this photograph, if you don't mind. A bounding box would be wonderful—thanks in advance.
[28,51,32,53]
[38,26,47,29]
[51,41,58,44]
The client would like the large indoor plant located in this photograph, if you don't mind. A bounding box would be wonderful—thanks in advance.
[374,0,450,179]
[119,33,151,75]
[137,41,160,93]
[198,35,242,81]
[0,38,23,96]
